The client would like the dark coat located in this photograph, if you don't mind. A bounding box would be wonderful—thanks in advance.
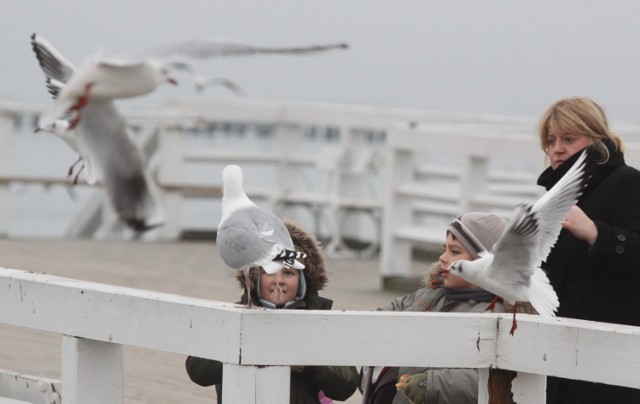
[538,143,640,403]
[185,221,359,403]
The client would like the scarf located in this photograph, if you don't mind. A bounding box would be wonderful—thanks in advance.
[443,287,496,302]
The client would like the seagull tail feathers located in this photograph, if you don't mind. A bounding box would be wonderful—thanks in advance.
[527,268,559,318]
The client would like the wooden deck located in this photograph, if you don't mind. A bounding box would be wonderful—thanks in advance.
[0,238,402,403]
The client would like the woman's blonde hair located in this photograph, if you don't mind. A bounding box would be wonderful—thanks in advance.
[538,97,624,163]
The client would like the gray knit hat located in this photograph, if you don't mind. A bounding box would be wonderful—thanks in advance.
[447,212,508,258]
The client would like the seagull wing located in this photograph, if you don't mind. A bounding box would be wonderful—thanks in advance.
[486,204,541,295]
[31,33,76,83]
[30,34,77,122]
[530,149,587,263]
[134,38,348,63]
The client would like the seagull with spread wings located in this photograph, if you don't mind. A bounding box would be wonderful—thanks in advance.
[36,37,348,130]
[31,33,165,232]
[447,149,588,335]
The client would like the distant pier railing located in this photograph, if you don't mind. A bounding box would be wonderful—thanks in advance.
[2,266,640,403]
[3,99,640,280]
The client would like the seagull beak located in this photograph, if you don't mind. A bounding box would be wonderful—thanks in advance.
[34,127,43,133]
[167,77,178,86]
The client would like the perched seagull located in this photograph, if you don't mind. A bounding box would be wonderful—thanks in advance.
[31,33,165,232]
[216,165,306,306]
[36,36,348,130]
[448,150,588,335]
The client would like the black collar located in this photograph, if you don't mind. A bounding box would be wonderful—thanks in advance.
[537,139,625,192]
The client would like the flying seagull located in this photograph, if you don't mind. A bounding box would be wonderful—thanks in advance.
[447,149,588,335]
[31,33,165,232]
[36,37,348,130]
[216,164,306,306]
[165,61,246,96]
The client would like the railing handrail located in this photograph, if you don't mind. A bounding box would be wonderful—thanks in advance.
[2,265,640,404]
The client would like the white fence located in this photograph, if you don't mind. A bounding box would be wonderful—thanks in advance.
[381,122,640,279]
[1,266,640,403]
[3,99,640,280]
[0,99,539,255]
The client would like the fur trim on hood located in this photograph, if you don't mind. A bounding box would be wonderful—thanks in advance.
[425,262,443,289]
[234,220,328,295]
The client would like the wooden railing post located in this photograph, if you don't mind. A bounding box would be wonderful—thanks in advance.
[222,363,290,404]
[157,128,184,240]
[61,336,123,404]
[460,153,489,213]
[380,146,414,278]
[0,111,14,238]
[275,121,302,203]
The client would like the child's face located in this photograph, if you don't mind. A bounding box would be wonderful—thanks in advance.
[439,233,477,289]
[259,268,300,305]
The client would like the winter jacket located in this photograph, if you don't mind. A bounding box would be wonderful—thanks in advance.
[537,142,640,403]
[362,274,503,404]
[185,221,359,404]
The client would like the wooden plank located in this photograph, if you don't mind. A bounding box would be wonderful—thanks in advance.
[496,315,640,389]
[237,310,498,368]
[0,267,243,363]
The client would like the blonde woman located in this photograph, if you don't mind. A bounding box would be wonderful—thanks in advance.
[537,97,640,403]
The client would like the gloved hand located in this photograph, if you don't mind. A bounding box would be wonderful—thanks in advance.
[290,366,305,373]
[400,373,428,404]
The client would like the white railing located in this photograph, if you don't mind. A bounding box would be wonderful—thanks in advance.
[2,266,640,403]
[4,98,640,273]
[0,99,539,254]
[381,121,640,279]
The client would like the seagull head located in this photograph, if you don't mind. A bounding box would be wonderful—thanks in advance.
[447,254,491,284]
[153,62,178,86]
[220,164,255,223]
[223,164,244,193]
[447,260,467,277]
[163,69,178,86]
[34,119,70,135]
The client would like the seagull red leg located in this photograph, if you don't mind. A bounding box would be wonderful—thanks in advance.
[67,156,82,177]
[509,305,518,336]
[72,164,85,186]
[485,295,502,312]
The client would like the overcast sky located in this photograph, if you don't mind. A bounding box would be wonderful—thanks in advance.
[3,0,640,123]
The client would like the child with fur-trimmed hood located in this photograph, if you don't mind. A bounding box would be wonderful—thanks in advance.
[185,220,359,404]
